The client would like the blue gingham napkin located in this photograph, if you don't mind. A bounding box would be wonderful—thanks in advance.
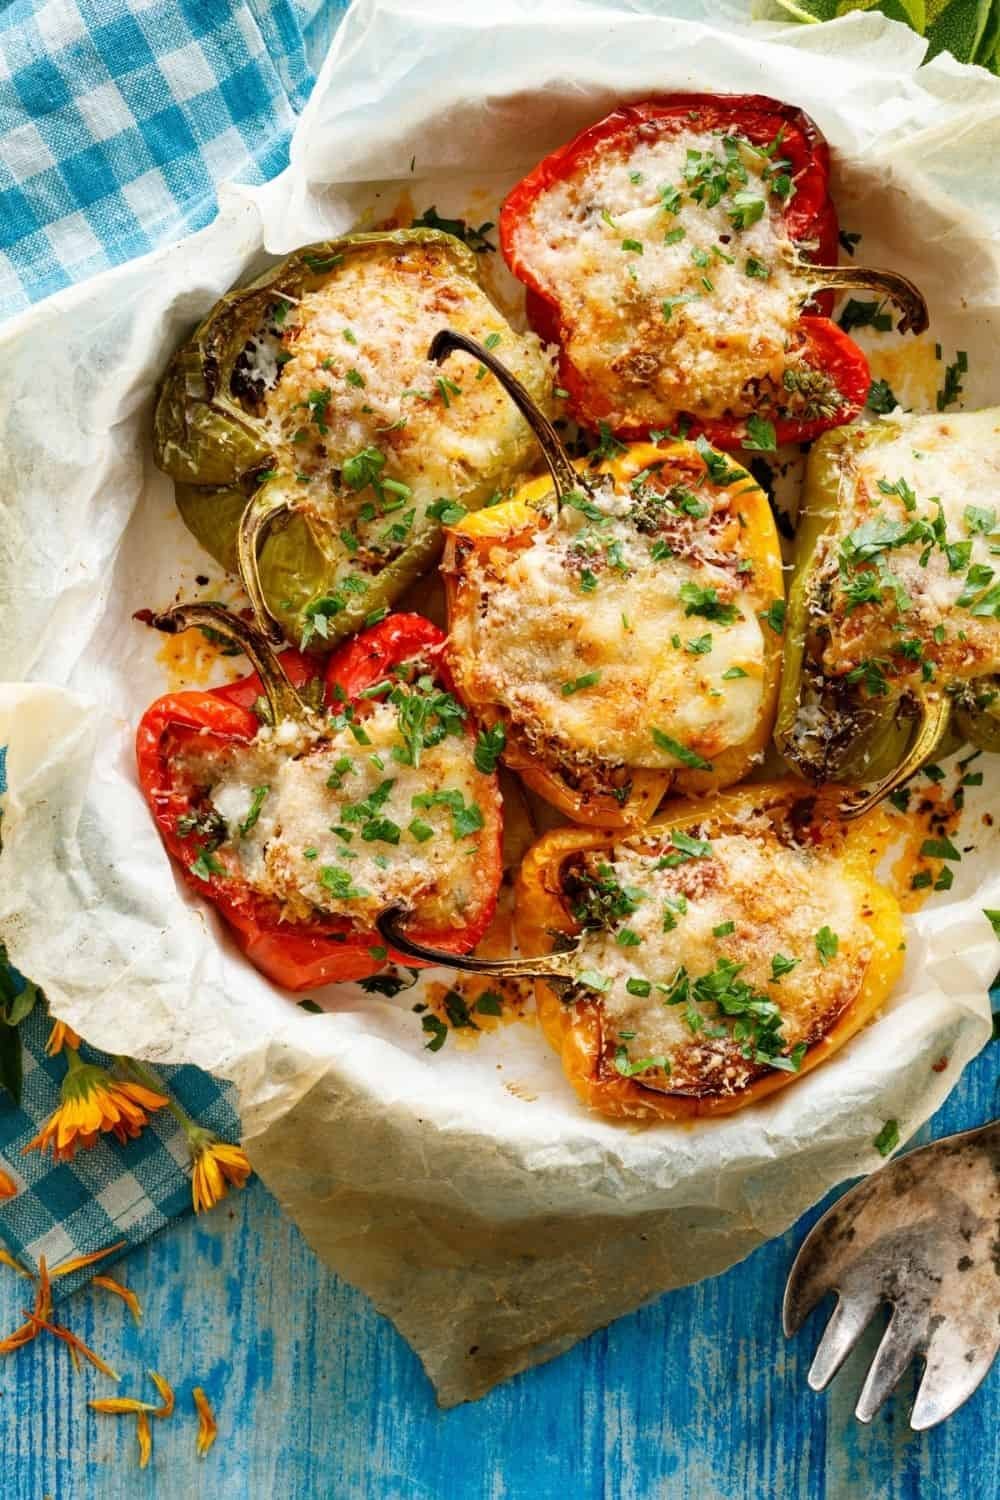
[0,0,348,316]
[0,0,348,1285]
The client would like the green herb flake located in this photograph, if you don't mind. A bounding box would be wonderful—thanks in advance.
[650,728,713,771]
[814,927,839,965]
[874,1119,900,1157]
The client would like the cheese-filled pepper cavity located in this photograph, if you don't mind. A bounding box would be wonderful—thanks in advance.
[432,330,784,828]
[135,607,503,990]
[776,409,1000,813]
[153,230,553,651]
[500,94,927,449]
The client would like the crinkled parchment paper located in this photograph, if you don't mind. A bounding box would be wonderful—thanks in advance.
[1,0,999,1405]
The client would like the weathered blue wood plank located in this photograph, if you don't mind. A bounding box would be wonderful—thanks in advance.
[1,1038,997,1499]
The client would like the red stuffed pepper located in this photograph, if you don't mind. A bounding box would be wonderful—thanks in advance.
[500,94,926,449]
[135,605,503,990]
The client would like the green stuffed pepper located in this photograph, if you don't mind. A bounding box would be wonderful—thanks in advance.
[776,407,1000,813]
[153,229,553,649]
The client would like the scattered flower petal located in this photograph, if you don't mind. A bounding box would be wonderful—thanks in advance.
[23,1051,168,1163]
[193,1387,218,1457]
[136,1410,152,1470]
[92,1275,142,1323]
[51,1241,127,1279]
[27,1312,120,1381]
[190,1136,252,1214]
[0,1164,17,1201]
[0,1249,32,1279]
[90,1397,159,1415]
[45,1020,81,1056]
[148,1369,175,1418]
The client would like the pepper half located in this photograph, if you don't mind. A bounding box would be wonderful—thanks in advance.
[135,606,503,989]
[153,230,552,650]
[776,409,1000,812]
[500,94,926,448]
[375,783,902,1120]
[432,331,784,827]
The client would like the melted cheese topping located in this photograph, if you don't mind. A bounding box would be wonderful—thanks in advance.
[256,242,550,554]
[180,703,499,930]
[514,129,807,424]
[446,470,769,772]
[567,817,872,1094]
[817,412,1000,684]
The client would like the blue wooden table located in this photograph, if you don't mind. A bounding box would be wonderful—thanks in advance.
[1,1036,996,1498]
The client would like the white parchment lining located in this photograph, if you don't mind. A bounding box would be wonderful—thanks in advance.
[1,1,998,1404]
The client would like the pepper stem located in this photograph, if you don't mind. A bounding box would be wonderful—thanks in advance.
[792,259,929,335]
[839,693,952,819]
[427,329,582,506]
[237,491,293,646]
[137,602,314,726]
[375,906,581,981]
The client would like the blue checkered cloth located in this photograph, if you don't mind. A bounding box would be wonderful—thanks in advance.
[0,0,348,1285]
[0,0,349,316]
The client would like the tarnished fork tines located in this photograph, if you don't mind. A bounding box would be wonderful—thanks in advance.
[783,1121,1000,1430]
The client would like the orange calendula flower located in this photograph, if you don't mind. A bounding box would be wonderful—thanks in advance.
[0,1164,18,1201]
[189,1132,252,1214]
[23,1051,168,1163]
[193,1387,218,1458]
[45,1018,81,1056]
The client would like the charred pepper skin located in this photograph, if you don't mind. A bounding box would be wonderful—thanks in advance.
[500,94,926,450]
[775,420,1000,809]
[152,229,551,651]
[135,610,503,990]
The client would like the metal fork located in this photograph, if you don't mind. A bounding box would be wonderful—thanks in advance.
[783,1120,1000,1430]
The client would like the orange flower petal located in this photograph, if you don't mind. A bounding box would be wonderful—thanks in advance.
[147,1369,175,1419]
[0,1164,17,1200]
[92,1275,142,1324]
[51,1241,127,1280]
[0,1249,31,1279]
[90,1397,158,1415]
[28,1313,120,1381]
[191,1140,252,1214]
[0,1321,36,1354]
[35,1257,52,1322]
[45,1020,81,1056]
[137,1410,152,1470]
[193,1387,218,1457]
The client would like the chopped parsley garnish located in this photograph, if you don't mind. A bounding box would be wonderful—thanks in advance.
[615,928,642,948]
[345,368,365,388]
[983,909,1000,938]
[576,969,611,993]
[920,836,961,861]
[680,581,738,625]
[685,634,712,655]
[743,414,776,453]
[621,238,643,254]
[713,921,736,938]
[320,865,367,900]
[936,350,967,412]
[965,505,996,535]
[744,257,769,279]
[873,1120,899,1156]
[721,665,748,680]
[866,378,898,415]
[663,227,686,246]
[410,205,496,253]
[658,828,712,867]
[427,498,467,525]
[770,953,800,982]
[661,293,700,322]
[239,785,269,837]
[613,1045,669,1079]
[422,1014,448,1051]
[411,788,484,839]
[650,728,713,771]
[189,849,225,883]
[694,435,745,487]
[759,599,786,635]
[390,677,465,768]
[727,192,765,231]
[561,671,602,696]
[342,445,385,492]
[473,721,506,775]
[814,927,839,965]
[838,298,892,334]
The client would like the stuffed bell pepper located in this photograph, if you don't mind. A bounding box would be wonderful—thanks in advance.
[153,230,553,650]
[375,782,902,1120]
[500,95,927,448]
[776,408,1000,812]
[431,331,784,827]
[135,606,502,989]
